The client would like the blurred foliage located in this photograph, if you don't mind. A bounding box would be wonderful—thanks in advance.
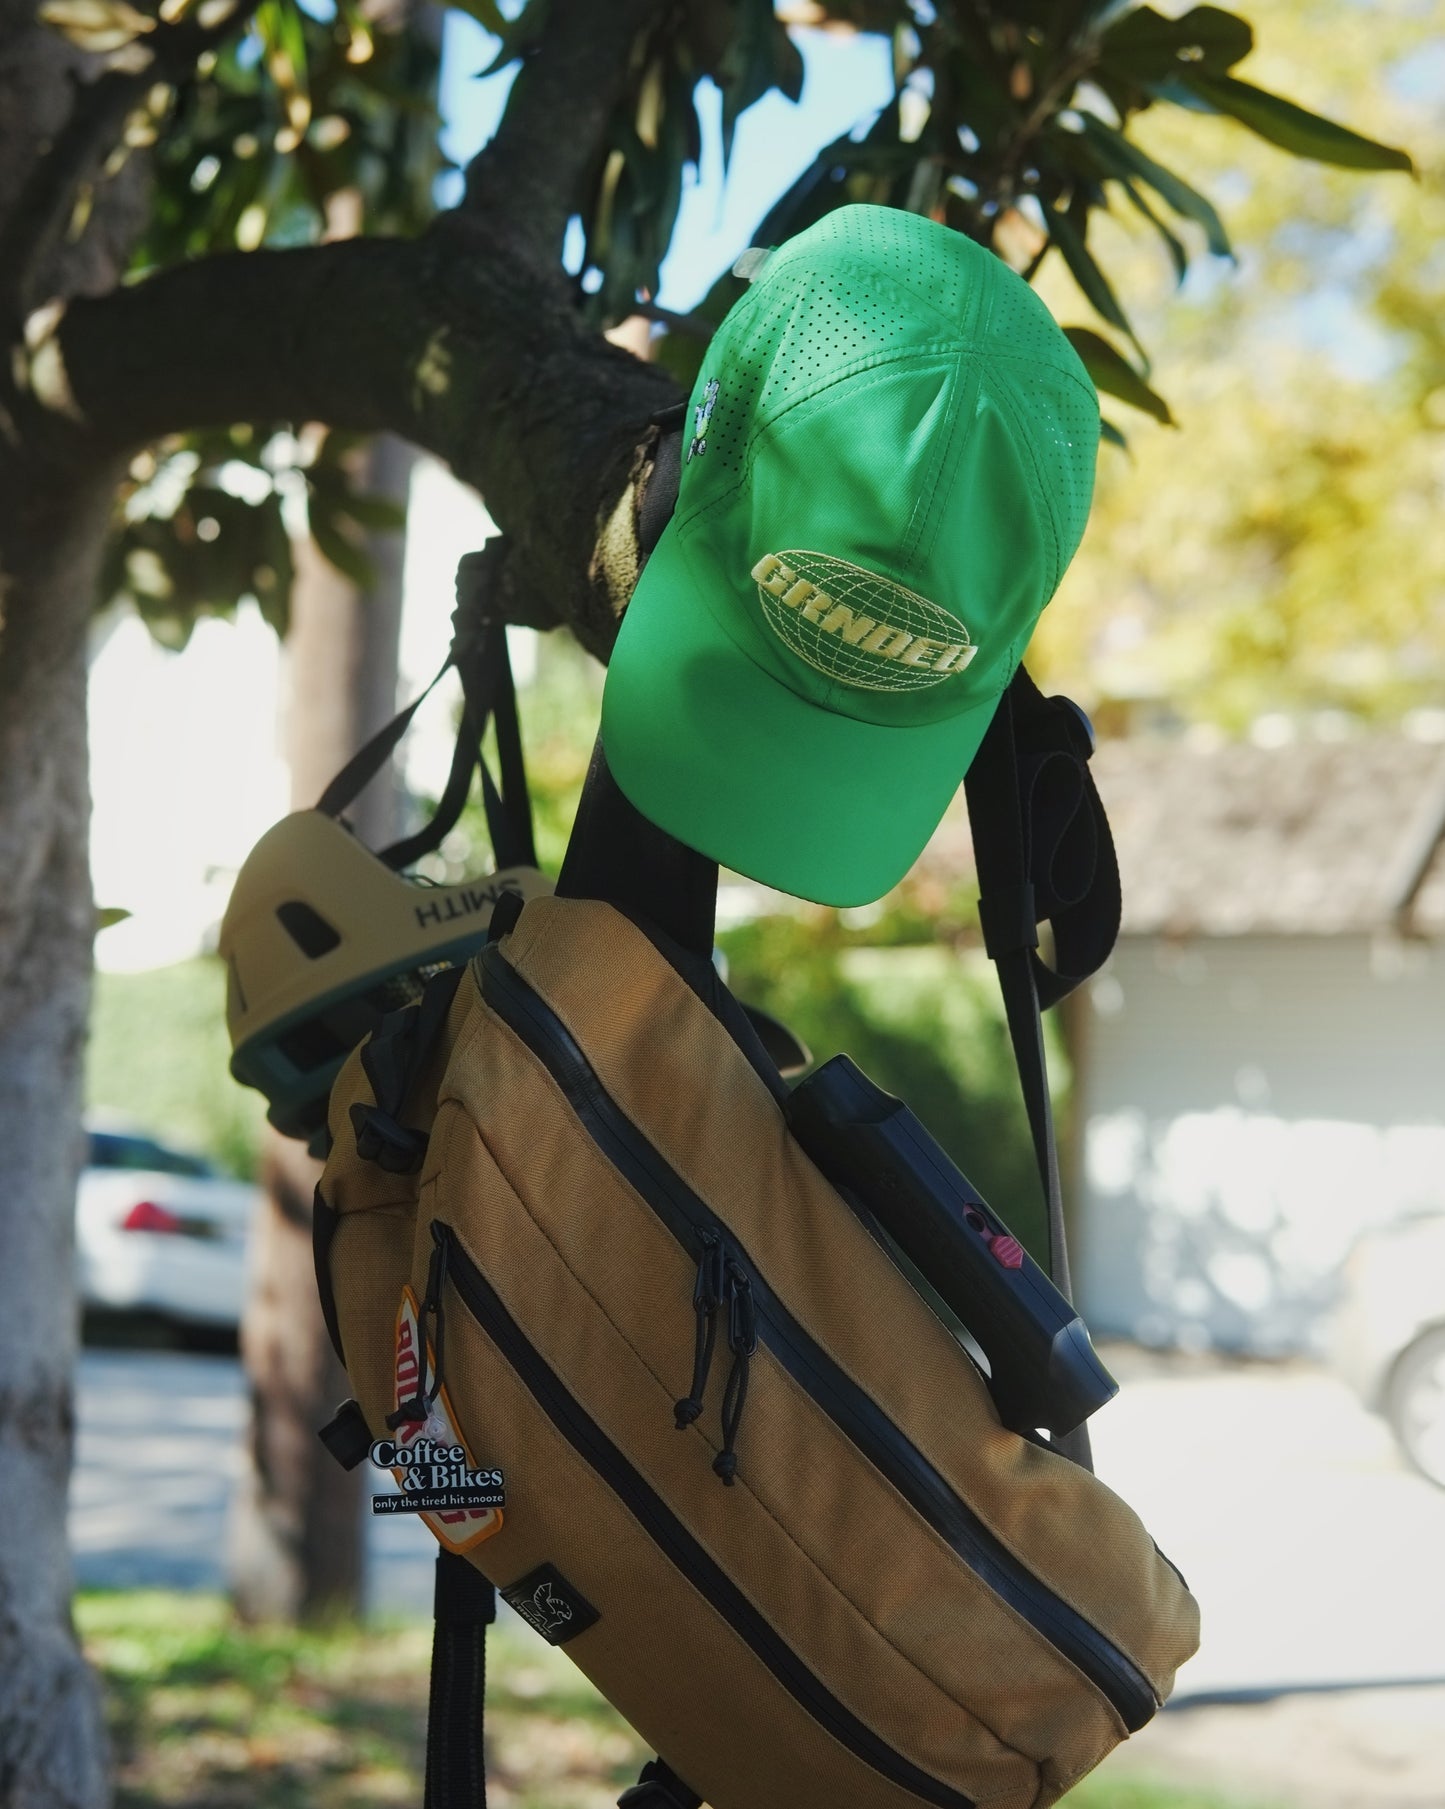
[1028,0,1445,730]
[719,907,1067,1234]
[567,0,1412,428]
[103,427,405,646]
[66,0,440,639]
[77,1590,1288,1808]
[49,0,1415,651]
[86,959,268,1178]
[133,0,443,268]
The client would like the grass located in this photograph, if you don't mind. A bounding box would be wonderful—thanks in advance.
[80,1591,648,1809]
[87,959,269,1180]
[78,1591,1280,1809]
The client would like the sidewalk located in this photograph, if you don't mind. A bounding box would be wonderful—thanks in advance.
[71,1341,1445,1806]
[1088,1344,1445,1702]
[70,1347,437,1612]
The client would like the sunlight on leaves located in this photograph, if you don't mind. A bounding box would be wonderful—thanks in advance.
[38,0,154,51]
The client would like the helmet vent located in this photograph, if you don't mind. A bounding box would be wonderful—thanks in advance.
[276,901,342,958]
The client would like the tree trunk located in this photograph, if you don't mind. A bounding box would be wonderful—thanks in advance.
[0,468,117,1807]
[0,0,156,1777]
[228,437,413,1623]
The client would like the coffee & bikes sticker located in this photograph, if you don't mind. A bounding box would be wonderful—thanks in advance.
[376,1287,504,1553]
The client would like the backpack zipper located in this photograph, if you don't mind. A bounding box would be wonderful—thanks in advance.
[477,946,1158,1733]
[430,1220,977,1809]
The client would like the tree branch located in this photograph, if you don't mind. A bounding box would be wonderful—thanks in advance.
[46,213,680,656]
[460,0,676,262]
[0,0,267,327]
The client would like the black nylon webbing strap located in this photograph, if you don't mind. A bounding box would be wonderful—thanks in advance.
[317,538,536,876]
[477,623,536,869]
[379,621,534,873]
[351,966,465,1174]
[557,740,718,960]
[379,683,485,872]
[557,425,717,961]
[964,666,1121,1473]
[637,403,687,561]
[424,1548,496,1809]
[315,652,453,821]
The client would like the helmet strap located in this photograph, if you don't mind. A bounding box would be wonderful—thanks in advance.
[315,538,538,876]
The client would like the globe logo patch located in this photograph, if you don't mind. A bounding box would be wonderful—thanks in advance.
[752,551,976,694]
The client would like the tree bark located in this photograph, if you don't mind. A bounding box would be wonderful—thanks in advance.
[0,0,673,1769]
[0,2,164,1795]
[228,1133,367,1622]
[0,466,116,1808]
[51,220,677,655]
[228,436,413,1624]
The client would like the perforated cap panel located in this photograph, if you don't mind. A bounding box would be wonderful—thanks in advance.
[682,205,1096,585]
[601,203,1101,907]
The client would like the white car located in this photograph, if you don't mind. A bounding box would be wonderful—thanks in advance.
[1332,1213,1445,1491]
[77,1118,258,1330]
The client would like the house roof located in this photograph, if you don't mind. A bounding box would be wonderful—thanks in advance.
[1088,735,1445,939]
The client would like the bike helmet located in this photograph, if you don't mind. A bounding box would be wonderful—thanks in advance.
[220,809,550,1143]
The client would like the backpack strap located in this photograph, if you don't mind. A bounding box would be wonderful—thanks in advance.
[422,1549,703,1809]
[379,617,534,873]
[637,402,687,561]
[560,406,717,958]
[557,739,719,961]
[316,540,537,875]
[350,965,466,1174]
[964,666,1120,1472]
[424,1549,496,1809]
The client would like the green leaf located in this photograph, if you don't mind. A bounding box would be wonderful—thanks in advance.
[800,0,911,27]
[1144,76,1221,115]
[1182,74,1414,172]
[1119,176,1188,285]
[38,0,154,52]
[96,907,133,932]
[337,492,407,532]
[1099,4,1252,83]
[771,17,804,105]
[1099,418,1128,450]
[254,0,310,139]
[1064,326,1174,424]
[477,0,551,79]
[1078,113,1233,259]
[448,0,507,34]
[1041,198,1145,364]
[751,97,903,247]
[716,0,797,170]
[308,503,375,587]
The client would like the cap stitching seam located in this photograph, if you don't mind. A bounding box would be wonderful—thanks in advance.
[987,373,1070,594]
[678,347,980,535]
[985,346,1099,405]
[909,347,987,574]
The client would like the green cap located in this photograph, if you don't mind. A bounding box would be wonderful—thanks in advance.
[602,204,1099,907]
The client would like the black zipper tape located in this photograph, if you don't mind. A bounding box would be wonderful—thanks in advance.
[476,946,1158,1733]
[436,1221,976,1809]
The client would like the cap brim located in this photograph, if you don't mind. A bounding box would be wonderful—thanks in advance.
[602,519,1000,908]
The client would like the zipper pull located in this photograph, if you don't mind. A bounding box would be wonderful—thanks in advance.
[674,1232,725,1429]
[713,1262,757,1486]
[387,1222,450,1429]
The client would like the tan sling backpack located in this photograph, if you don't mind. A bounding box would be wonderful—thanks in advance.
[313,712,1199,1809]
